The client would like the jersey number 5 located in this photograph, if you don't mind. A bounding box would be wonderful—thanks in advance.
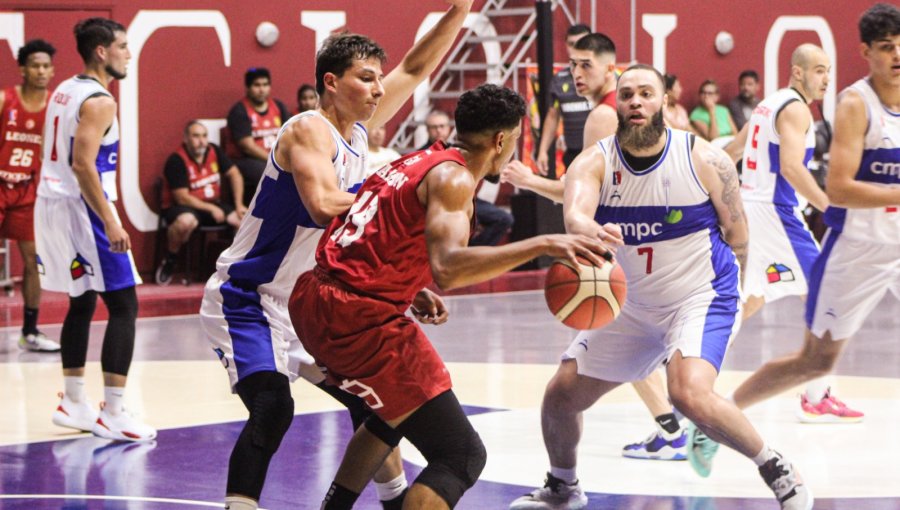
[331,190,379,247]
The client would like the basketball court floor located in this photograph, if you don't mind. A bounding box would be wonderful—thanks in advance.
[1,290,898,509]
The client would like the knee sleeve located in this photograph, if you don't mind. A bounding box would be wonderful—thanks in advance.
[228,372,295,499]
[60,291,98,369]
[396,390,486,508]
[364,414,403,448]
[99,287,138,376]
[316,381,373,431]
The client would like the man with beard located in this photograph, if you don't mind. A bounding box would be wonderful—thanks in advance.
[729,70,761,131]
[510,64,812,510]
[37,18,155,441]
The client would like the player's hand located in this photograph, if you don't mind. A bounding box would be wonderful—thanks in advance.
[210,206,226,224]
[598,222,624,247]
[501,160,534,187]
[544,233,613,268]
[411,288,449,325]
[536,152,549,176]
[702,94,717,110]
[105,222,131,253]
[235,204,248,220]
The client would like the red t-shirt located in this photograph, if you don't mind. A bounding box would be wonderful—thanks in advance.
[0,86,46,183]
[316,142,467,305]
[161,144,224,208]
[242,97,282,151]
[600,89,617,110]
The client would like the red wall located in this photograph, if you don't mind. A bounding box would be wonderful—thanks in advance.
[0,0,873,278]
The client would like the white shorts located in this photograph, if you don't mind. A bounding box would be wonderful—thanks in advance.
[564,289,742,383]
[743,201,819,302]
[34,196,141,297]
[200,273,316,391]
[806,231,900,340]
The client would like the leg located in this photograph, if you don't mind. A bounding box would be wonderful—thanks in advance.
[52,291,101,432]
[631,370,670,418]
[742,294,765,321]
[16,239,60,351]
[167,212,199,254]
[622,369,686,461]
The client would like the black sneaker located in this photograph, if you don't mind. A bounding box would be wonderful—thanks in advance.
[155,258,175,285]
[758,451,814,510]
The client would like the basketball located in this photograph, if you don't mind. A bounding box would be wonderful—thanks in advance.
[544,257,627,330]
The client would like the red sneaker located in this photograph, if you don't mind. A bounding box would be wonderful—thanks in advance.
[798,389,864,423]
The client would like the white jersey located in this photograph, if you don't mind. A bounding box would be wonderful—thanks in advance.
[740,87,815,208]
[823,78,900,244]
[213,110,368,300]
[594,129,740,308]
[38,75,120,201]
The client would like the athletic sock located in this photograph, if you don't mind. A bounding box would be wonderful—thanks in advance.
[751,444,775,467]
[322,481,360,510]
[375,472,407,502]
[654,412,682,440]
[64,376,86,403]
[103,386,125,415]
[224,496,258,510]
[805,377,830,405]
[22,307,39,336]
[549,466,577,485]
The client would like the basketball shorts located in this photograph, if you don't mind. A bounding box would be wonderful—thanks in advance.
[289,268,453,421]
[0,180,37,242]
[200,273,315,391]
[34,196,141,297]
[743,201,819,302]
[563,287,742,382]
[806,230,900,340]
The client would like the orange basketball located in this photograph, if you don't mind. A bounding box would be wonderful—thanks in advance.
[544,257,627,330]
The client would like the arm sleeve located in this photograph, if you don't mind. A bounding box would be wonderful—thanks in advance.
[227,102,252,140]
[212,143,235,171]
[163,154,189,190]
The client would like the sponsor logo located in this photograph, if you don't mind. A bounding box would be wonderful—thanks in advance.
[25,119,35,130]
[7,109,17,126]
[612,170,622,185]
[339,379,384,409]
[871,161,900,177]
[213,347,230,369]
[618,221,663,241]
[4,131,42,144]
[69,253,94,280]
[766,263,795,284]
[825,308,836,318]
[664,209,683,224]
[211,162,219,173]
[36,254,44,275]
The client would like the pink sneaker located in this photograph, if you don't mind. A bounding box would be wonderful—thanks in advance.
[798,389,864,423]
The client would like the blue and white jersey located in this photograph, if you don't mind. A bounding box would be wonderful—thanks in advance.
[823,78,900,244]
[38,75,120,201]
[213,110,369,300]
[740,88,815,208]
[594,129,740,308]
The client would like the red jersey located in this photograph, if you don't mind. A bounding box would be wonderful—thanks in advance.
[161,144,222,208]
[0,86,45,184]
[600,89,617,110]
[242,98,282,151]
[317,142,467,305]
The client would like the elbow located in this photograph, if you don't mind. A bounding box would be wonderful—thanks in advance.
[826,186,851,207]
[430,263,461,291]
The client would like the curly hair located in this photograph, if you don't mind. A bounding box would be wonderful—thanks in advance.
[859,3,900,45]
[74,17,125,64]
[454,84,526,136]
[17,39,55,66]
[315,33,386,95]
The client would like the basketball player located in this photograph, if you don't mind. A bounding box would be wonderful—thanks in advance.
[0,39,60,352]
[510,65,812,510]
[199,3,473,509]
[689,2,900,477]
[36,18,155,441]
[289,83,614,510]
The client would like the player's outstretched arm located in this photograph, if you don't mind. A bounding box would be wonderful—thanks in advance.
[826,90,900,208]
[776,101,829,212]
[563,145,623,249]
[365,0,472,131]
[423,161,611,290]
[695,139,749,281]
[500,160,565,203]
[275,116,355,225]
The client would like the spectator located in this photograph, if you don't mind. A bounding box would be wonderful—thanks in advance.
[226,67,290,204]
[296,83,317,113]
[156,120,246,285]
[729,69,761,130]
[663,73,693,132]
[366,125,401,174]
[419,109,452,150]
[690,79,738,141]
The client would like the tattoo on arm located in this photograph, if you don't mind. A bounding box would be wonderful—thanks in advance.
[705,149,749,275]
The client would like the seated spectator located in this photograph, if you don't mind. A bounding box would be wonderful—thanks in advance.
[226,67,290,204]
[663,73,693,131]
[471,196,514,246]
[156,121,247,285]
[296,83,317,113]
[419,109,452,150]
[366,125,401,174]
[728,69,761,130]
[690,79,738,140]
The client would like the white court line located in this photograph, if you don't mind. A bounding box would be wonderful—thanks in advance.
[0,494,267,508]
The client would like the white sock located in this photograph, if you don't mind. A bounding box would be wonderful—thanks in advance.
[64,376,86,403]
[805,377,830,405]
[104,386,125,415]
[751,443,775,467]
[224,496,257,510]
[375,472,407,501]
[549,466,577,484]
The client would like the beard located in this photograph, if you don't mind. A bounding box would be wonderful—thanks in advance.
[106,64,126,80]
[616,109,666,151]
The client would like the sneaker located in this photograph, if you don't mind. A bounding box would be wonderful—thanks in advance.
[758,451,814,510]
[19,332,61,352]
[798,389,864,423]
[155,258,175,286]
[687,422,719,478]
[52,392,99,432]
[509,473,587,510]
[91,403,157,442]
[622,429,687,460]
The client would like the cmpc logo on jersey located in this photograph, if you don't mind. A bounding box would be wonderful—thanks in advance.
[69,254,94,280]
[766,263,795,284]
[663,209,683,224]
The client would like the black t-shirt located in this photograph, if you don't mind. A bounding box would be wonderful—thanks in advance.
[550,69,591,152]
[226,98,290,141]
[164,143,234,190]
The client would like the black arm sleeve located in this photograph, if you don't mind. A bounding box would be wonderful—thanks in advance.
[227,102,252,140]
[163,153,189,190]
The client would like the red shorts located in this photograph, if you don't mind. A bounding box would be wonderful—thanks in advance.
[0,180,36,241]
[289,268,452,421]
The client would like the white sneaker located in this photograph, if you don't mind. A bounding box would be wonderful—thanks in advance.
[758,451,814,510]
[52,392,99,432]
[509,473,588,510]
[19,332,61,352]
[92,404,157,442]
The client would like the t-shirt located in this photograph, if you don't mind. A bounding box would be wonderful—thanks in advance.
[689,104,734,137]
[366,146,402,174]
[550,69,591,152]
[164,143,233,190]
[226,98,291,151]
